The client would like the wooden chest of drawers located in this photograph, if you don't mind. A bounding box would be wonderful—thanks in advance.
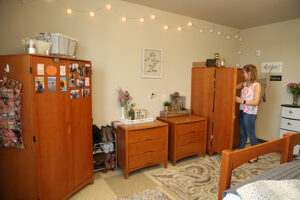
[112,121,168,179]
[157,115,207,165]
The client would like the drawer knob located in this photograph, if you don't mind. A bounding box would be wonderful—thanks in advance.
[289,111,293,114]
[287,122,292,125]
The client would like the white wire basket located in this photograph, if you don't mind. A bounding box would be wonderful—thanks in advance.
[36,33,78,57]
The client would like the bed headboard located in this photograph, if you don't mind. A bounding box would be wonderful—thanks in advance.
[218,132,300,200]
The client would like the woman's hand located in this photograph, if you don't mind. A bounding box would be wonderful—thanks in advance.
[235,96,244,104]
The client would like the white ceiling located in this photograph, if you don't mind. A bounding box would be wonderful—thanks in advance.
[121,0,300,29]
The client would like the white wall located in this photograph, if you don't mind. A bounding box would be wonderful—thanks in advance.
[240,18,300,141]
[0,0,240,125]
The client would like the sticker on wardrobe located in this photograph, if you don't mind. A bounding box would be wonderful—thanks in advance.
[70,89,80,99]
[37,64,44,75]
[82,89,90,98]
[60,77,67,92]
[48,77,56,92]
[35,77,45,93]
[69,74,76,87]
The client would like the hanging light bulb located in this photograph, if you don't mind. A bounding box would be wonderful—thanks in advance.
[139,18,145,23]
[187,21,193,27]
[150,14,156,20]
[199,29,204,33]
[163,25,168,30]
[234,34,239,39]
[238,51,242,55]
[226,35,231,39]
[217,31,222,35]
[121,17,127,22]
[66,8,72,15]
[177,26,182,31]
[210,28,214,33]
[89,11,95,17]
[106,4,112,10]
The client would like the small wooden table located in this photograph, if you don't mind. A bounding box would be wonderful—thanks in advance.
[157,115,207,166]
[112,120,168,179]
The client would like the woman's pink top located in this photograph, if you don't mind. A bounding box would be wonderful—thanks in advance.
[240,81,259,115]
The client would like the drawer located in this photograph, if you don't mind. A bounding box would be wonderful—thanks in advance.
[279,128,298,138]
[128,127,164,144]
[177,142,202,158]
[128,138,164,156]
[177,121,206,136]
[128,150,165,169]
[280,118,300,132]
[282,106,300,120]
[177,131,204,147]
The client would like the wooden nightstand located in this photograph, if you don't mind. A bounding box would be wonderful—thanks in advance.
[112,120,168,179]
[157,115,207,166]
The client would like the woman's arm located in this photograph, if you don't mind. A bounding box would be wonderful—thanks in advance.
[236,82,244,90]
[235,83,261,105]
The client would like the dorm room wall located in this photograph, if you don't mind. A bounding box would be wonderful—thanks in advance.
[240,18,300,141]
[0,0,240,125]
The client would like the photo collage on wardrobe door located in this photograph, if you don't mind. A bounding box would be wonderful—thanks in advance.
[34,61,91,99]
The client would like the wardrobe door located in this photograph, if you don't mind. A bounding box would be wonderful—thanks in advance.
[67,60,93,189]
[31,56,71,200]
[212,68,237,154]
[191,67,215,154]
[233,69,243,148]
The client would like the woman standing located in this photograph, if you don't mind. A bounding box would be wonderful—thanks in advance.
[235,64,261,162]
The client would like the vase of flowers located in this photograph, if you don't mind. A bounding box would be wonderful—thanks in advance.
[287,82,300,106]
[118,88,132,119]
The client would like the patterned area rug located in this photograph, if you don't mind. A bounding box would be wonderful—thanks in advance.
[118,189,171,200]
[153,153,280,200]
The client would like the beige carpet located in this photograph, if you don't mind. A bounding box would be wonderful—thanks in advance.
[152,153,280,200]
[118,189,171,200]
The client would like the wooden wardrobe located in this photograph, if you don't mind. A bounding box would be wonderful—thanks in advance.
[0,54,93,200]
[191,64,243,155]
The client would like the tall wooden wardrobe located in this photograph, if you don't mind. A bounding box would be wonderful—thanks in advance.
[191,64,243,155]
[0,54,93,200]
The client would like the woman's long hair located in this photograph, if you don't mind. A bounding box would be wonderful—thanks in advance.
[243,64,258,82]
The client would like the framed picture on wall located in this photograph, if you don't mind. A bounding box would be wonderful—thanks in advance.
[142,48,163,79]
[134,109,147,120]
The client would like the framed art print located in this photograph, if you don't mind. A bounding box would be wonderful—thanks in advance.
[142,48,163,79]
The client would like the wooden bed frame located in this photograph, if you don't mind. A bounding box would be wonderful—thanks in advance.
[218,132,300,200]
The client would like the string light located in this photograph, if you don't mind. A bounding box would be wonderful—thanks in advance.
[89,11,95,17]
[106,4,112,10]
[121,17,127,22]
[150,14,156,20]
[54,1,241,40]
[66,8,72,15]
[238,51,242,55]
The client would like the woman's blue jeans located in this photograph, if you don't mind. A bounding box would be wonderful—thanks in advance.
[239,110,258,149]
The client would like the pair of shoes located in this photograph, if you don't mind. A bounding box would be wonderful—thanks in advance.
[92,124,102,144]
[100,125,114,142]
[105,153,117,169]
[100,142,114,153]
[248,157,258,163]
[94,153,105,166]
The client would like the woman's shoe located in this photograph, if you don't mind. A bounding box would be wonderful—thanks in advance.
[101,126,108,143]
[105,154,112,169]
[106,126,113,141]
[248,157,258,163]
[111,153,116,169]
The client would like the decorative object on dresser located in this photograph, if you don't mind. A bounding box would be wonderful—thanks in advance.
[287,82,300,106]
[118,88,133,120]
[157,115,207,166]
[0,54,93,200]
[160,92,190,117]
[280,104,300,154]
[163,101,171,111]
[191,65,243,155]
[112,120,168,179]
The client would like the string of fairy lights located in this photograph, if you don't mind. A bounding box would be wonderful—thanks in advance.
[52,0,243,42]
